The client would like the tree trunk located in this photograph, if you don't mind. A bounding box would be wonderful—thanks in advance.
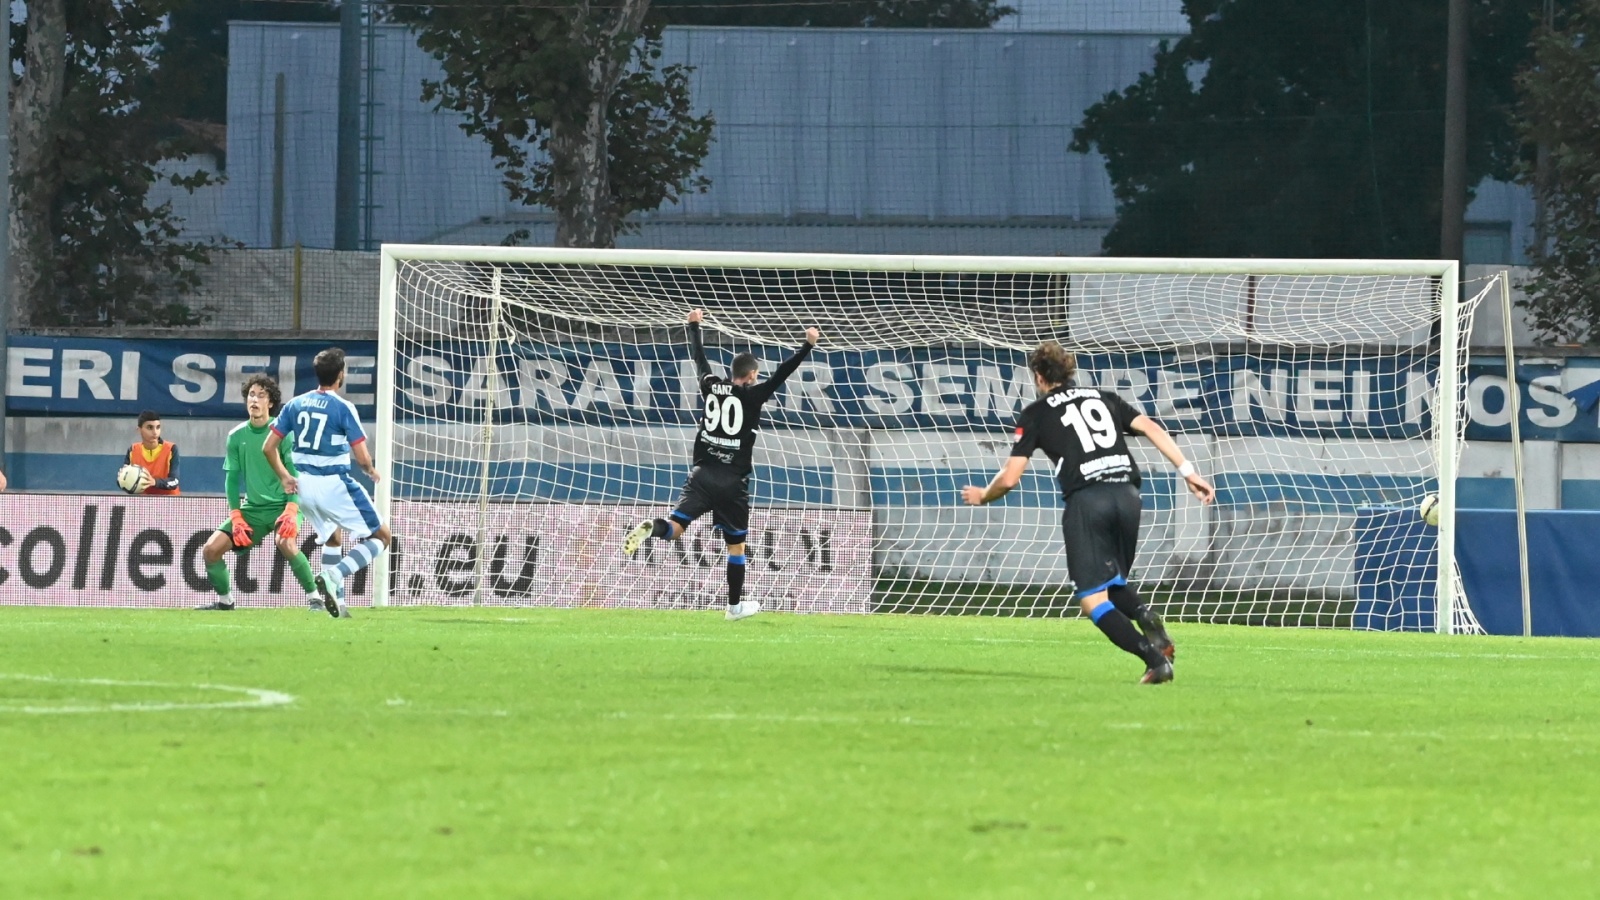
[550,94,617,248]
[10,0,68,324]
[550,0,651,248]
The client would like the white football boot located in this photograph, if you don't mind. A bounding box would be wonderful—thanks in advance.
[725,600,761,621]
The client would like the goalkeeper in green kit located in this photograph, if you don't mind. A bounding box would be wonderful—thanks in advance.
[195,374,322,610]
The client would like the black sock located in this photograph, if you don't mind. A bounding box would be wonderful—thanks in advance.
[1108,584,1149,626]
[727,554,746,606]
[651,518,672,539]
[1090,604,1160,666]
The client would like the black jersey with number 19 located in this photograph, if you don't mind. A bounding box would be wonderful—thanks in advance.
[1010,385,1145,500]
[689,321,814,474]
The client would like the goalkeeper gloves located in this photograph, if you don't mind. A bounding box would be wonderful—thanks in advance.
[228,509,254,548]
[275,502,300,541]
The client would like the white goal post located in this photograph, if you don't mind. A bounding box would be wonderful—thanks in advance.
[373,245,1483,633]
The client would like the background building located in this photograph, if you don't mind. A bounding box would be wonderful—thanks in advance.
[162,16,1533,264]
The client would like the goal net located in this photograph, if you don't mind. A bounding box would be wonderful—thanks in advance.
[375,247,1484,632]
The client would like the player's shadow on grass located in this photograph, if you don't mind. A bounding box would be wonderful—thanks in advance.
[873,665,1071,681]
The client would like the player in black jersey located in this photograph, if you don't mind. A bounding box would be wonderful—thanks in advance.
[962,341,1215,684]
[623,308,821,620]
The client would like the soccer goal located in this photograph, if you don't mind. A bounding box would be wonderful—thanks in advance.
[373,246,1486,633]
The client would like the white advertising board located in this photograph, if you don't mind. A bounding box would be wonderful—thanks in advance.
[0,495,871,613]
[390,503,871,613]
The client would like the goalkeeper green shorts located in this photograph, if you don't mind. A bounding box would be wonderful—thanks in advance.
[216,505,301,552]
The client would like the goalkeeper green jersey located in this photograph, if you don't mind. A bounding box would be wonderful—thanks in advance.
[225,420,299,510]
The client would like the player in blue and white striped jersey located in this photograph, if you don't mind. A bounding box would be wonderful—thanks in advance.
[263,347,392,619]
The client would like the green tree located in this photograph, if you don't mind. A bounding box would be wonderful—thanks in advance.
[384,0,1012,248]
[384,1,715,248]
[10,0,240,325]
[1514,0,1600,343]
[1070,0,1539,259]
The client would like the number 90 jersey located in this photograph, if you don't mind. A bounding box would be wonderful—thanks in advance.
[1010,386,1144,500]
[694,375,783,475]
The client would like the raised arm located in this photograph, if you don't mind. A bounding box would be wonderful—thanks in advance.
[749,326,820,405]
[686,309,712,381]
[1130,414,1215,504]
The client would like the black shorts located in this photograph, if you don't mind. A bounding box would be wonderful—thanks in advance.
[1061,482,1142,597]
[670,465,750,545]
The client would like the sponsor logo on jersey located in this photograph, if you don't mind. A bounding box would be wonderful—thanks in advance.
[1079,454,1132,478]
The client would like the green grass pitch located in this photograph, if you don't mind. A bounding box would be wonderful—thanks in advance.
[2,606,1596,898]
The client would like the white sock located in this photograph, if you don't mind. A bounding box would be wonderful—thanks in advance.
[321,546,342,570]
[333,538,387,579]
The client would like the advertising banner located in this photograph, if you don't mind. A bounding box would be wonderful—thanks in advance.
[5,337,378,419]
[397,341,1438,438]
[0,494,871,613]
[10,335,1450,439]
[391,503,870,613]
[1464,357,1600,443]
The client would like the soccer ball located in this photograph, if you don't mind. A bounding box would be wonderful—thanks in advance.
[116,464,151,494]
[1418,493,1441,527]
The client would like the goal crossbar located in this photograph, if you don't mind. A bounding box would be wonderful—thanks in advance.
[378,244,1456,278]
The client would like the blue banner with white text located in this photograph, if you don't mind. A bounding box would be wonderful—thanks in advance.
[5,334,1456,436]
[4,337,379,419]
[1463,356,1600,442]
[395,339,1437,436]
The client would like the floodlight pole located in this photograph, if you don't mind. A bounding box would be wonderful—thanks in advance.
[1440,0,1469,264]
[335,0,362,250]
[0,4,11,473]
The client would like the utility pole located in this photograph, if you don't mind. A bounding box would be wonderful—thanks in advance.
[335,0,362,250]
[1533,0,1555,253]
[1,4,12,467]
[1440,0,1469,262]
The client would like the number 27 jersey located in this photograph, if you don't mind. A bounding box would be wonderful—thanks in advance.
[1010,386,1144,500]
[270,388,367,477]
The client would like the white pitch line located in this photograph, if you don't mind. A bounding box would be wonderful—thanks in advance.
[0,673,295,715]
[1177,643,1595,661]
[606,710,939,726]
